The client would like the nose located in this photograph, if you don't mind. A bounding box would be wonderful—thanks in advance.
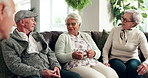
[34,21,37,25]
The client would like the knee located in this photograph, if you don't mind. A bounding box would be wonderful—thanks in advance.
[126,59,141,70]
[91,74,106,78]
[109,59,126,70]
[66,72,82,78]
[109,59,123,66]
[104,67,119,78]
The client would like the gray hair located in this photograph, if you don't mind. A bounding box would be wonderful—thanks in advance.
[124,9,142,25]
[65,13,82,25]
[0,0,12,16]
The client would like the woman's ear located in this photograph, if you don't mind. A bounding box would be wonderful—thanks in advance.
[0,3,5,22]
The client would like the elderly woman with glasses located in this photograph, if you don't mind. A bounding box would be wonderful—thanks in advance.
[55,13,118,78]
[103,9,148,78]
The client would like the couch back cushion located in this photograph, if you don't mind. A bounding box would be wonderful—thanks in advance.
[41,31,148,62]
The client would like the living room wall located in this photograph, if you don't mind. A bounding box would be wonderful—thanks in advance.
[80,0,114,31]
[99,0,114,31]
[31,0,114,32]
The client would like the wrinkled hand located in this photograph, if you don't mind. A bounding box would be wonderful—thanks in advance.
[104,63,111,67]
[137,64,148,75]
[85,50,96,58]
[72,52,84,60]
[42,70,60,78]
[53,67,61,78]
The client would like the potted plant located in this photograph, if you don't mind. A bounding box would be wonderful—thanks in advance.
[65,0,91,12]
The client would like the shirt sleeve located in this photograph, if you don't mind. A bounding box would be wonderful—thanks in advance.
[102,28,115,63]
[138,32,148,65]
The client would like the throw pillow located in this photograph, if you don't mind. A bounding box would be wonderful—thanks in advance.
[97,29,109,52]
[97,29,109,62]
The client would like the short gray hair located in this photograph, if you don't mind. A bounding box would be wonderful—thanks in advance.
[65,13,82,25]
[0,0,12,16]
[124,9,142,25]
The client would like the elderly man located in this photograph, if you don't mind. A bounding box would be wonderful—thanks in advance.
[0,0,15,40]
[0,0,16,78]
[2,10,81,78]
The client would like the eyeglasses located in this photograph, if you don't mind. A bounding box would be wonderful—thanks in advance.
[66,23,77,26]
[122,17,134,23]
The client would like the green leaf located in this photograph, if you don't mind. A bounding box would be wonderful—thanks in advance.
[65,0,91,11]
[110,0,116,4]
[138,0,144,3]
[141,13,147,18]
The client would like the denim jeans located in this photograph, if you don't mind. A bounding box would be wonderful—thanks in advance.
[23,69,81,78]
[109,58,143,78]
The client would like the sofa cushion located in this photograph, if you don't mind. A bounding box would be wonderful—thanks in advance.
[97,29,109,52]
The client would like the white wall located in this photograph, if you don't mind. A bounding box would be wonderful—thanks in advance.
[80,0,99,31]
[80,0,114,31]
[99,0,114,31]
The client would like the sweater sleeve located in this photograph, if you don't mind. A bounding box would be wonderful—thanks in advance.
[55,34,73,63]
[2,40,42,77]
[47,48,61,69]
[39,33,61,69]
[102,28,115,63]
[138,32,148,65]
[84,33,101,59]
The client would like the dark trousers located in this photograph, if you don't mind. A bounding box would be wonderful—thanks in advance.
[109,58,143,78]
[23,69,81,78]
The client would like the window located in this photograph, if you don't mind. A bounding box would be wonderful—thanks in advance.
[143,0,148,32]
[40,0,78,32]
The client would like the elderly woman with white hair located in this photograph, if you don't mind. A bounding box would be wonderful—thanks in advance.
[103,9,148,78]
[55,13,118,78]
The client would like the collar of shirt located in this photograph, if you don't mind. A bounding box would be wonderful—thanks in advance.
[16,30,42,54]
[70,32,82,38]
[16,29,30,41]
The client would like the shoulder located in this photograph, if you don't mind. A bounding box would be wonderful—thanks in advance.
[132,28,143,34]
[58,32,69,38]
[111,26,121,31]
[79,32,90,36]
[133,28,145,37]
[2,37,17,48]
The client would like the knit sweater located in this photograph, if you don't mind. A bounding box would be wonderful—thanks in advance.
[55,32,101,64]
[103,26,148,64]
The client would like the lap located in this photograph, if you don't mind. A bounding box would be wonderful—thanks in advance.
[92,62,119,78]
[22,76,39,78]
[69,66,106,78]
[109,58,141,68]
[60,69,81,78]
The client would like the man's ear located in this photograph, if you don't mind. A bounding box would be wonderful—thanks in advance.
[19,20,25,25]
[0,3,5,22]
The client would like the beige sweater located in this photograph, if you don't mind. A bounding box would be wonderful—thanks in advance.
[103,26,148,64]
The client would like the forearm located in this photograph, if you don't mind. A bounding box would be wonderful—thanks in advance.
[56,52,73,63]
